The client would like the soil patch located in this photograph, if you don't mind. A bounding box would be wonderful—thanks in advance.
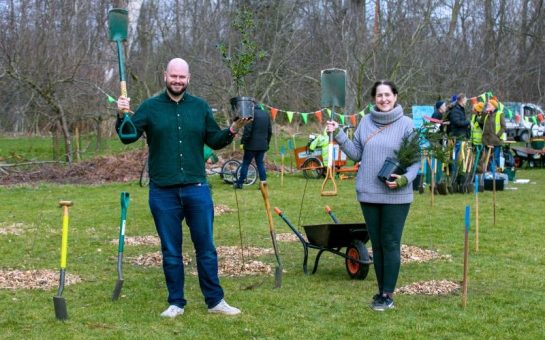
[0,269,82,290]
[0,150,280,186]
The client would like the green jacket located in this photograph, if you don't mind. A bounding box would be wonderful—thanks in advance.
[116,90,235,186]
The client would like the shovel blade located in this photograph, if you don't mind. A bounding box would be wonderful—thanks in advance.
[274,266,282,289]
[320,68,346,108]
[108,8,129,42]
[53,296,68,320]
[112,279,124,301]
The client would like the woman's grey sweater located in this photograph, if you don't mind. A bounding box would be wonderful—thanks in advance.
[335,105,421,204]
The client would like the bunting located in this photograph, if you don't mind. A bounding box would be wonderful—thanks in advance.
[270,107,278,121]
[315,110,322,123]
[286,111,294,123]
[258,102,373,127]
[301,112,308,124]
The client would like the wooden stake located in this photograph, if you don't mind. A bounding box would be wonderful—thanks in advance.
[280,153,285,187]
[475,174,479,252]
[462,205,470,308]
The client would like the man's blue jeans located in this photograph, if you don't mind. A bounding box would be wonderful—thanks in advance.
[149,183,223,308]
[236,150,267,185]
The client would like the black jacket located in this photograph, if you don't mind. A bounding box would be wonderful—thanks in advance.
[241,106,272,151]
[447,103,470,138]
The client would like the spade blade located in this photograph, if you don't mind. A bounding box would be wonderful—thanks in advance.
[53,296,68,320]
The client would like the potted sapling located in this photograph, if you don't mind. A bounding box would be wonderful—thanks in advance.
[378,129,422,183]
[217,8,266,120]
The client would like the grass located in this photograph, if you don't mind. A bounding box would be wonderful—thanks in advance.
[1,168,545,339]
[1,134,545,338]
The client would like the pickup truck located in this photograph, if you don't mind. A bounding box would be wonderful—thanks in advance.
[503,102,545,142]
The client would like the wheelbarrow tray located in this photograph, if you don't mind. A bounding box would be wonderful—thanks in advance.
[303,223,369,248]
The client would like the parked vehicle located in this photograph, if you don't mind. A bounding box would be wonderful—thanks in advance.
[503,102,545,142]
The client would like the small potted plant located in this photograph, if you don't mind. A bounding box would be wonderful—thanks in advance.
[378,130,422,183]
[217,8,266,120]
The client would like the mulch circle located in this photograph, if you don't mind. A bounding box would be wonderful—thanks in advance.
[400,245,452,264]
[396,280,461,295]
[0,223,26,235]
[0,269,82,290]
[129,246,273,277]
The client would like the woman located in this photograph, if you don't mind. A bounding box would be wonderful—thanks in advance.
[326,80,420,311]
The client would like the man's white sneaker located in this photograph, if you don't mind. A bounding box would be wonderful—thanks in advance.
[160,305,184,318]
[208,299,241,315]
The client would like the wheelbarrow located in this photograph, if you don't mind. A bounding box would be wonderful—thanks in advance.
[274,207,372,280]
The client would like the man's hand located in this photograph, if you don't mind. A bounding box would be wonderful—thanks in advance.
[117,96,131,118]
[230,117,253,134]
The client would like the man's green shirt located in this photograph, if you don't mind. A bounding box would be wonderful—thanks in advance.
[116,90,234,186]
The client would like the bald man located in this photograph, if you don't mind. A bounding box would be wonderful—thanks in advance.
[116,58,250,318]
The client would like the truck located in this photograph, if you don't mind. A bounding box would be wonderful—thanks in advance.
[503,102,545,142]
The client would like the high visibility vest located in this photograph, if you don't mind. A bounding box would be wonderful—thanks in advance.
[484,111,507,141]
[470,114,483,145]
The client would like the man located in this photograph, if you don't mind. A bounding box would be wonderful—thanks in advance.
[234,103,272,188]
[116,58,251,318]
[480,99,506,170]
[447,94,470,175]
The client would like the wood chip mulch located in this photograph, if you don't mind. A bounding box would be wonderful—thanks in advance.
[128,246,273,277]
[0,269,82,290]
[400,245,452,264]
[128,251,192,267]
[276,232,302,242]
[396,280,461,295]
[0,223,25,235]
[214,204,234,216]
[110,235,160,246]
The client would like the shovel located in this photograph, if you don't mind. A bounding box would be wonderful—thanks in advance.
[319,68,346,197]
[259,182,282,288]
[108,8,137,139]
[112,192,130,301]
[53,201,73,321]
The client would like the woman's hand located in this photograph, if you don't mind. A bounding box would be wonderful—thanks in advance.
[326,120,339,133]
[385,174,400,189]
[385,174,408,189]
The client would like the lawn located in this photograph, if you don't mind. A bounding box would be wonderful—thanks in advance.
[1,134,544,339]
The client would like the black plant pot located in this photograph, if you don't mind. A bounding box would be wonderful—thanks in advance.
[230,96,255,120]
[377,157,406,183]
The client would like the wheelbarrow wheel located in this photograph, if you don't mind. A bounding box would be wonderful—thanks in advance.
[345,240,370,280]
[302,157,324,179]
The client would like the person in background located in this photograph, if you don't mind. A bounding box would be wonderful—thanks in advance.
[480,99,506,170]
[116,58,251,318]
[431,100,449,133]
[447,94,470,174]
[432,100,446,120]
[233,104,272,189]
[326,80,420,312]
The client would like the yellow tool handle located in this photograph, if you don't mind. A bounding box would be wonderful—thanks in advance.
[60,205,69,269]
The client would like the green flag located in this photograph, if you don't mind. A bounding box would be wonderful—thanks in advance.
[301,112,308,124]
[287,111,294,123]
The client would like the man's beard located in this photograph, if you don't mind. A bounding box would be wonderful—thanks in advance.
[166,81,187,96]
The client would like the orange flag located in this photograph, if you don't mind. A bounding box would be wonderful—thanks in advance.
[270,107,278,121]
[350,115,357,126]
[314,110,322,123]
